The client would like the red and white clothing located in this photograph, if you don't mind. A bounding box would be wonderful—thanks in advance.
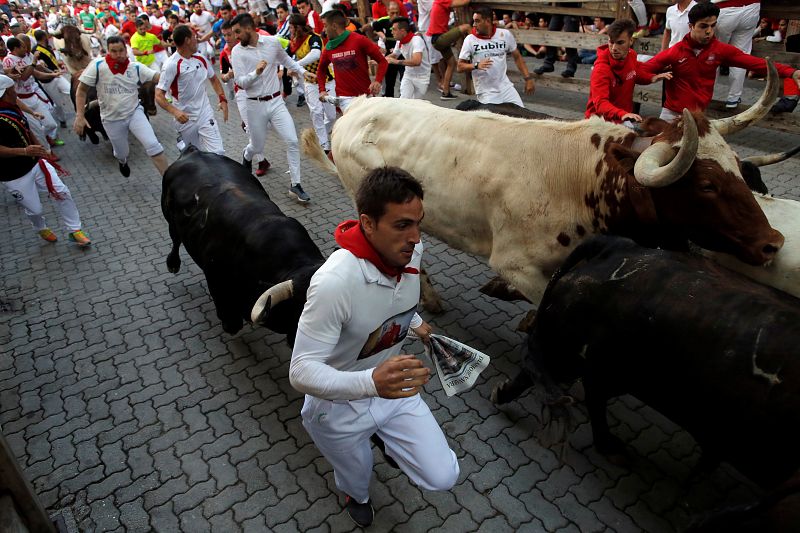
[585,45,653,123]
[459,28,522,106]
[640,35,797,117]
[3,53,59,141]
[372,1,409,20]
[393,34,430,99]
[305,9,323,34]
[712,0,760,102]
[291,240,459,504]
[79,57,163,163]
[232,34,306,183]
[416,0,442,64]
[190,10,216,60]
[157,52,224,154]
[317,32,388,111]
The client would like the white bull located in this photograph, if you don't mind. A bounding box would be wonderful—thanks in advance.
[302,69,784,306]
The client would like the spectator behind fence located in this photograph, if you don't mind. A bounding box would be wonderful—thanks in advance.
[533,3,579,78]
[771,32,800,114]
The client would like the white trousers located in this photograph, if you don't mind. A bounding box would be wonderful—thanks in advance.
[3,160,82,232]
[338,96,357,113]
[478,84,523,106]
[628,0,647,27]
[400,76,430,100]
[304,80,336,150]
[176,107,224,155]
[423,34,443,64]
[244,97,301,185]
[301,394,459,504]
[20,94,58,143]
[102,105,164,164]
[715,2,761,101]
[41,75,72,124]
[235,89,249,131]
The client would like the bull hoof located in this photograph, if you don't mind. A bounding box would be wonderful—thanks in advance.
[516,309,537,332]
[166,256,180,273]
[221,319,243,335]
[490,379,512,404]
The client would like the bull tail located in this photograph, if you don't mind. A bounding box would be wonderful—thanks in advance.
[300,128,338,175]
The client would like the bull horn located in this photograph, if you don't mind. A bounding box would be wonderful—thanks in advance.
[742,144,800,167]
[711,58,780,136]
[250,280,294,323]
[634,109,699,187]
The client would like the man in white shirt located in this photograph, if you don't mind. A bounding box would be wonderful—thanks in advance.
[386,17,430,99]
[189,1,216,61]
[155,25,228,155]
[3,36,62,147]
[457,6,534,106]
[231,13,310,203]
[74,36,168,177]
[290,167,459,529]
[661,0,697,50]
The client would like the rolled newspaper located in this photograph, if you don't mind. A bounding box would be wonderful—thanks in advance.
[424,334,490,397]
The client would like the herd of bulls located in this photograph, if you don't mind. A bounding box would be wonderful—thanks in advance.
[159,60,800,529]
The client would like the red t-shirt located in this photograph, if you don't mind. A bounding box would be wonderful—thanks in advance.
[148,26,165,53]
[317,32,388,96]
[121,20,137,43]
[426,0,452,36]
[371,1,408,20]
[640,35,796,113]
[585,46,653,122]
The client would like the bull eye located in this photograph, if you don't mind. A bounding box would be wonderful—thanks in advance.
[699,181,718,194]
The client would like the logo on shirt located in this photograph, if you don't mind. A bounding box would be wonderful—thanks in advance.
[357,305,416,359]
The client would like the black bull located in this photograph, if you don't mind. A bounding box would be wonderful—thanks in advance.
[69,73,157,144]
[161,149,324,345]
[493,235,800,489]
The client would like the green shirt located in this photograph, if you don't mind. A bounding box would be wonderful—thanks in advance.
[79,10,95,30]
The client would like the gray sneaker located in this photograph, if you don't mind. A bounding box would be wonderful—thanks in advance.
[290,184,310,203]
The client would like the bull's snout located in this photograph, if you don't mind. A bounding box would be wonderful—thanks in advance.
[755,230,785,265]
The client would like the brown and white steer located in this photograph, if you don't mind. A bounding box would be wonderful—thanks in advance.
[302,68,784,304]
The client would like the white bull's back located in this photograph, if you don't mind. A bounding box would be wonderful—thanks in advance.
[331,97,631,292]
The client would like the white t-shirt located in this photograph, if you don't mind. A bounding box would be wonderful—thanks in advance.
[459,29,518,103]
[79,57,157,121]
[157,53,215,121]
[149,14,168,29]
[190,11,215,34]
[2,54,37,94]
[393,35,430,80]
[665,0,697,48]
[295,242,424,374]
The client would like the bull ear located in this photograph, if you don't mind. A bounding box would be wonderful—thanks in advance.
[638,118,669,137]
[606,143,640,174]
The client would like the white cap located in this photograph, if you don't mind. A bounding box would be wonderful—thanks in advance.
[0,74,14,98]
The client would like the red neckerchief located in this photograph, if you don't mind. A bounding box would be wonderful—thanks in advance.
[398,31,414,45]
[289,33,307,55]
[105,53,129,75]
[334,220,420,282]
[471,25,497,40]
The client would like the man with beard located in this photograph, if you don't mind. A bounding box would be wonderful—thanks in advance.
[74,36,168,177]
[231,13,310,202]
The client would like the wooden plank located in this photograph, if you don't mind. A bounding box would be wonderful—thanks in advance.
[355,0,370,25]
[752,41,800,67]
[510,29,662,55]
[481,3,617,18]
[0,433,55,533]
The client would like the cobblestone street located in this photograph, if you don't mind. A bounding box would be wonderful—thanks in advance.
[2,66,799,532]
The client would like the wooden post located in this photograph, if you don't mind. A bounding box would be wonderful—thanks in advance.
[0,433,55,533]
[454,6,475,95]
[356,0,371,25]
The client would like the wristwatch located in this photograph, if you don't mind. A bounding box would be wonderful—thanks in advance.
[473,62,480,71]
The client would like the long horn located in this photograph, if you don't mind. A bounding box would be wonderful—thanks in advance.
[711,58,780,136]
[742,144,800,167]
[634,109,699,187]
[250,280,294,323]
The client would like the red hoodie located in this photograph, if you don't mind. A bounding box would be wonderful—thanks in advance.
[585,45,653,122]
[317,32,388,97]
[639,34,797,113]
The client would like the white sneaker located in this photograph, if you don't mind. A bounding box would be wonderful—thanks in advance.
[452,83,462,91]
